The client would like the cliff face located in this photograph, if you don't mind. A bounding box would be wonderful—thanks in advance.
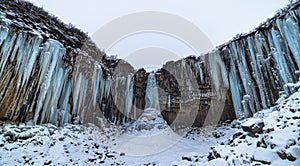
[0,0,152,126]
[0,0,131,126]
[217,2,300,119]
[0,0,300,127]
[156,52,236,127]
[155,1,300,126]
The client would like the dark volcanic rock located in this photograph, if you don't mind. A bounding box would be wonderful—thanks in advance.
[241,118,264,134]
[207,148,221,161]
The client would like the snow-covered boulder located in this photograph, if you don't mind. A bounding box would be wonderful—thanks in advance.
[202,158,228,166]
[241,118,264,134]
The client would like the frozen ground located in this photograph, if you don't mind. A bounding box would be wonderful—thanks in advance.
[1,92,300,165]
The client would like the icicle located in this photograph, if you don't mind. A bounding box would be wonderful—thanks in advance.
[125,75,133,118]
[0,31,17,77]
[229,61,242,118]
[33,40,64,124]
[269,28,291,84]
[105,76,112,99]
[0,26,9,46]
[58,79,72,114]
[247,36,268,110]
[9,32,24,63]
[92,65,101,107]
[21,36,42,86]
[167,94,171,111]
[72,72,89,118]
[282,15,300,68]
[40,67,68,123]
[208,50,229,92]
[133,100,137,120]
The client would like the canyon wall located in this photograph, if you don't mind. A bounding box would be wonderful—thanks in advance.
[0,0,300,128]
[217,2,300,119]
[153,1,300,126]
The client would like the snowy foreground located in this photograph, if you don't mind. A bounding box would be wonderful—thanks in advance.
[1,93,300,166]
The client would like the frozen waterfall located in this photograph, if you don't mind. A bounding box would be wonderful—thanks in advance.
[145,72,160,110]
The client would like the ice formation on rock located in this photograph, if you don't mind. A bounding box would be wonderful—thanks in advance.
[216,2,300,119]
[1,0,300,127]
[145,72,160,110]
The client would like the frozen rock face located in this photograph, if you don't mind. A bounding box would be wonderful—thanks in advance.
[0,24,75,125]
[157,54,236,127]
[0,0,137,126]
[156,1,300,126]
[1,0,300,128]
[217,2,300,119]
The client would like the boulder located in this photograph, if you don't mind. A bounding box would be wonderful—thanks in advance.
[241,118,264,134]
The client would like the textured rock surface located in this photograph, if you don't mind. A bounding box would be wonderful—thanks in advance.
[0,0,300,128]
[241,118,264,134]
[156,1,300,126]
[0,0,135,126]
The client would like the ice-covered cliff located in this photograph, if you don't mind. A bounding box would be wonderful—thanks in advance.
[156,1,300,126]
[0,0,137,126]
[216,1,300,119]
[0,0,300,128]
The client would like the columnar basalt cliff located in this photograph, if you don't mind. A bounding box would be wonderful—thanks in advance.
[0,0,153,126]
[0,0,300,128]
[156,54,236,127]
[216,2,300,119]
[154,1,300,126]
[0,0,135,126]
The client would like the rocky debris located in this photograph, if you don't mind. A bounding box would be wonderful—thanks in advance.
[181,152,206,163]
[241,118,264,134]
[289,146,300,159]
[44,160,52,165]
[2,124,53,142]
[184,125,227,141]
[207,148,221,161]
[0,123,123,166]
[171,152,208,165]
[212,130,225,138]
[173,88,300,166]
[127,109,168,135]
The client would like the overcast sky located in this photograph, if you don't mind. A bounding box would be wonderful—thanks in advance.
[26,0,289,69]
[27,0,288,45]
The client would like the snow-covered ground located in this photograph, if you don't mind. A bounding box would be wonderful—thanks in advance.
[1,91,300,165]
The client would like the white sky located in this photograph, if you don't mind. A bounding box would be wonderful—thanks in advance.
[27,0,288,46]
[26,0,289,69]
